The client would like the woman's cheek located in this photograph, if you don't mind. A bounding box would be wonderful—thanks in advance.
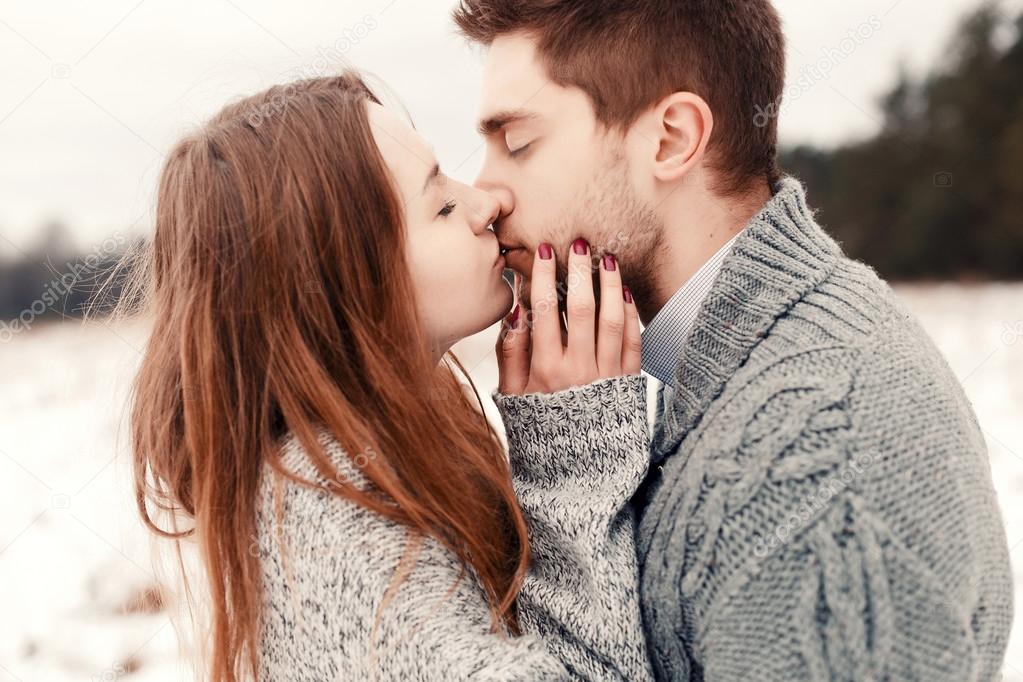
[407,241,444,313]
[433,247,471,308]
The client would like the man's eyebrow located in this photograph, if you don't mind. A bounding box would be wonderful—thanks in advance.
[422,162,440,192]
[477,109,539,138]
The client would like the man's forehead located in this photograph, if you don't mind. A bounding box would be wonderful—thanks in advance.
[478,34,548,119]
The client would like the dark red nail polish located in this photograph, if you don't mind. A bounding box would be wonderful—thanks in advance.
[572,238,588,255]
[623,286,633,304]
[508,304,520,327]
[538,243,553,260]
[603,254,617,272]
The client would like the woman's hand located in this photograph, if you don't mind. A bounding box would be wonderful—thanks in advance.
[497,239,642,395]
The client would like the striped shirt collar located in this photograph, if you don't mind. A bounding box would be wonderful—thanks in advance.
[641,231,744,388]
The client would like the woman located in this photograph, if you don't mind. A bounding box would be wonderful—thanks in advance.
[127,71,653,680]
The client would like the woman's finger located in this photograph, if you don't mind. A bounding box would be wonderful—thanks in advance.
[565,238,597,368]
[621,286,642,375]
[496,304,530,395]
[596,253,625,377]
[529,243,562,362]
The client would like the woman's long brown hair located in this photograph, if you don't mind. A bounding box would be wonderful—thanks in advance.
[125,71,530,681]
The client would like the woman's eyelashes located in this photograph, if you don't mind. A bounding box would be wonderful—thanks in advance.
[438,198,457,217]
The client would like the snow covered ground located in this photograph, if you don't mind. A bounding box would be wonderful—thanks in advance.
[1,283,1021,681]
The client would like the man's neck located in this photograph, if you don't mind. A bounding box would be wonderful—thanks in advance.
[638,182,773,325]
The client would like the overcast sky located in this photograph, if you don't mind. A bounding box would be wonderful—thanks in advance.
[1,0,1020,255]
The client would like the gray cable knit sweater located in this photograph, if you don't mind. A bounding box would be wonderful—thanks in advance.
[636,177,1014,681]
[255,376,655,680]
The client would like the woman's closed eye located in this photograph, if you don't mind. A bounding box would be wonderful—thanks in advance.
[438,199,457,217]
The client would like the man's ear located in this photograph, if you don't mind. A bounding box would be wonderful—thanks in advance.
[647,92,714,182]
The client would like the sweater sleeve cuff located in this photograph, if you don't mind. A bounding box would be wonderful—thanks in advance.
[493,374,650,482]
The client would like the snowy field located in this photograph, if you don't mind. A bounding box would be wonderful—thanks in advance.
[1,283,1021,681]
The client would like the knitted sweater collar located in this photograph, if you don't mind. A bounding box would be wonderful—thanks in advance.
[651,177,844,464]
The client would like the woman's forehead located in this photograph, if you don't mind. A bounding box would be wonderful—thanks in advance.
[366,102,436,203]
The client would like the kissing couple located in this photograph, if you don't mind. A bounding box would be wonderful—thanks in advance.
[126,1,1013,680]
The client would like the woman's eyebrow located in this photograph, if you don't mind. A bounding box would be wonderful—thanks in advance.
[421,162,440,193]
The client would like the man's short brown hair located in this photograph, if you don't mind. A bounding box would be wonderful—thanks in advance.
[453,0,786,196]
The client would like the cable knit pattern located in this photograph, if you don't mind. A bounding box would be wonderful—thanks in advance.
[255,375,655,681]
[636,177,1014,681]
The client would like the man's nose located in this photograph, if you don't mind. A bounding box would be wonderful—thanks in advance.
[473,176,514,221]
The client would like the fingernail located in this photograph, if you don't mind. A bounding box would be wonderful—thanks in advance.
[623,286,633,304]
[572,238,588,256]
[508,303,520,327]
[603,254,617,272]
[538,243,553,260]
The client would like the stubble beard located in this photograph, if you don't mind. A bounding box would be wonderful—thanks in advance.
[514,158,665,317]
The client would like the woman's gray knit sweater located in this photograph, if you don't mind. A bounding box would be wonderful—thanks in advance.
[635,177,1014,681]
[255,376,655,680]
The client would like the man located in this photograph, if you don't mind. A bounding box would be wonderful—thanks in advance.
[455,1,1014,680]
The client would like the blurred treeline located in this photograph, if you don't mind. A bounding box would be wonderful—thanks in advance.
[0,221,138,325]
[782,3,1023,279]
[2,4,1021,326]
